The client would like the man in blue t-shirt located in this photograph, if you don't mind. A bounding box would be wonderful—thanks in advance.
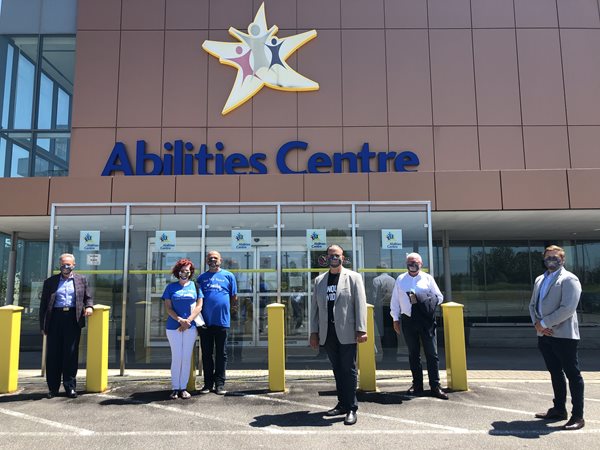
[197,250,238,395]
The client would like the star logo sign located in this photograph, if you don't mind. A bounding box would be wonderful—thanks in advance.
[202,2,319,115]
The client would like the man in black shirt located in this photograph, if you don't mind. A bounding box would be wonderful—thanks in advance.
[310,244,367,425]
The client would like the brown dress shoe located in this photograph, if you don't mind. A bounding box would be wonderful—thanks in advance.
[406,384,424,395]
[534,408,568,420]
[563,416,585,430]
[431,386,448,400]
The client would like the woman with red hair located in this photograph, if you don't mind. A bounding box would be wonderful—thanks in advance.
[161,258,203,399]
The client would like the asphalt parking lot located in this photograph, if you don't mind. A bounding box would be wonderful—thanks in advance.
[1,369,599,449]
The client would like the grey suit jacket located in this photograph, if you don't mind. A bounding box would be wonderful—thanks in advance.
[310,267,367,345]
[528,267,582,340]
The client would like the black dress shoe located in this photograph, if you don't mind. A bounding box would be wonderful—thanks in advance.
[431,386,449,400]
[66,389,78,399]
[344,410,357,426]
[325,406,347,417]
[534,408,568,420]
[46,391,58,399]
[406,384,424,395]
[563,416,585,430]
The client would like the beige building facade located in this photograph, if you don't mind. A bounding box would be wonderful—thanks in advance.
[1,0,599,368]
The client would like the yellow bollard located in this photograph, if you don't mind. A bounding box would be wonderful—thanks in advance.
[187,341,197,392]
[87,304,110,392]
[441,302,468,391]
[267,303,285,392]
[0,305,24,393]
[358,304,377,392]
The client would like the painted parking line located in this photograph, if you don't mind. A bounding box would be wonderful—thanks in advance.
[0,406,94,436]
[231,392,470,433]
[1,428,600,437]
[92,393,280,434]
[480,384,600,403]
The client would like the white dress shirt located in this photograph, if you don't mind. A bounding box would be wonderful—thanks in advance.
[390,271,443,320]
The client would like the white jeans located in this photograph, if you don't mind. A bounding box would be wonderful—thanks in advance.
[166,327,198,390]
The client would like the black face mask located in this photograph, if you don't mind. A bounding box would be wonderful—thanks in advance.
[328,255,342,268]
[543,256,562,271]
[407,263,420,273]
[60,264,74,274]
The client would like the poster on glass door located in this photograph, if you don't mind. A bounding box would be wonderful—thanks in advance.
[307,229,327,250]
[231,229,252,249]
[156,230,176,251]
[382,229,403,249]
[79,230,100,251]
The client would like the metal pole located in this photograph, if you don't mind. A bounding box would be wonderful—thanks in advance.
[427,202,434,277]
[42,205,57,376]
[119,205,131,375]
[276,204,281,304]
[442,230,452,301]
[351,204,357,272]
[5,232,17,305]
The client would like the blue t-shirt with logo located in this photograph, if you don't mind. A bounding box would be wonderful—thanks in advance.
[197,269,237,328]
[161,281,203,330]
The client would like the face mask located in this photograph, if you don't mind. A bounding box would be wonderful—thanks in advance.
[60,264,74,274]
[179,270,191,280]
[407,263,420,273]
[328,255,342,268]
[207,258,219,269]
[544,256,562,271]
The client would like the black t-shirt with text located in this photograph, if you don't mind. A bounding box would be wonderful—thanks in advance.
[326,271,340,324]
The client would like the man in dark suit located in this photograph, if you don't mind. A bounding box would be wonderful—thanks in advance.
[310,244,367,426]
[40,253,94,398]
[530,245,585,430]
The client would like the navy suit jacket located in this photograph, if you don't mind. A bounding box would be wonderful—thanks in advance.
[39,273,94,333]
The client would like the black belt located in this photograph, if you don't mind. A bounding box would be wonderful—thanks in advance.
[54,307,75,312]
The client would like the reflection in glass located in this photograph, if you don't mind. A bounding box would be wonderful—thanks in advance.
[14,54,35,129]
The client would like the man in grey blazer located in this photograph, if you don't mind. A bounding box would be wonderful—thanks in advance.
[310,244,367,426]
[529,245,585,430]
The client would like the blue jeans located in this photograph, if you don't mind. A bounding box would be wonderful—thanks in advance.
[199,326,228,388]
[401,314,440,389]
[538,336,584,417]
[323,324,358,412]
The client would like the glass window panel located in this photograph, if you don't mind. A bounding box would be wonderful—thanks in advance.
[56,87,69,128]
[1,40,13,129]
[10,142,28,177]
[40,36,74,129]
[14,53,35,129]
[37,72,53,129]
[0,135,6,176]
[33,153,49,176]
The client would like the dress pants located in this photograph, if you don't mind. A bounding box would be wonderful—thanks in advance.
[538,336,584,418]
[200,326,228,388]
[46,309,81,392]
[401,314,440,389]
[323,324,358,412]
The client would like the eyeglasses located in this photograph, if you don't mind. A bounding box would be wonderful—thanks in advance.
[328,255,342,260]
[207,257,219,261]
[179,270,191,275]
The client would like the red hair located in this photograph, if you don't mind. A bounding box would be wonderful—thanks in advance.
[171,258,196,278]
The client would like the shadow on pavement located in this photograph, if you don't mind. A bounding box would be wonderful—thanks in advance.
[250,410,340,428]
[0,392,48,403]
[357,391,404,405]
[489,419,564,438]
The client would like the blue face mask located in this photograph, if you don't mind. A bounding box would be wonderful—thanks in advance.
[544,256,562,271]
